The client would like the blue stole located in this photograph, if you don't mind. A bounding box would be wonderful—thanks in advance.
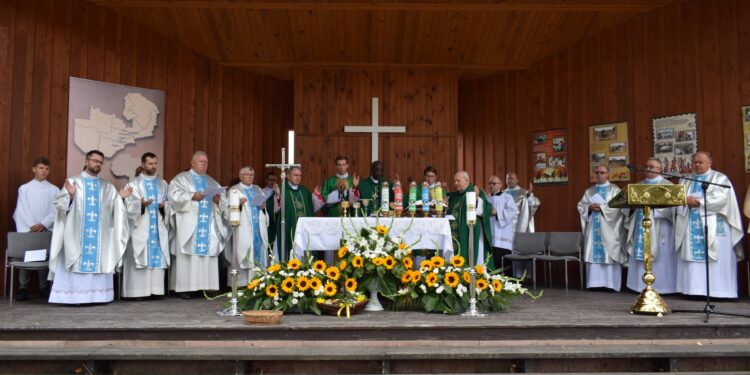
[242,186,263,264]
[632,178,659,261]
[590,185,609,263]
[143,177,164,268]
[192,173,211,256]
[79,176,101,273]
[688,175,708,261]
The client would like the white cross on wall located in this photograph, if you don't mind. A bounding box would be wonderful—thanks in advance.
[344,97,406,162]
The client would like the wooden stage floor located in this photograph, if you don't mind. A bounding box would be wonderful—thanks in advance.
[2,289,750,374]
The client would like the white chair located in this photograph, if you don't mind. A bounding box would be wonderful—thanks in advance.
[536,232,583,293]
[502,232,547,290]
[4,232,53,306]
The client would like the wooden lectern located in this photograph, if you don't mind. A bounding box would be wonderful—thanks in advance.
[610,183,686,316]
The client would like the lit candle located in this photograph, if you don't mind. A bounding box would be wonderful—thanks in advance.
[288,130,295,165]
[466,191,476,223]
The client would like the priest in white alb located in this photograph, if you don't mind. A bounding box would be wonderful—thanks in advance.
[486,175,518,271]
[577,165,627,291]
[626,158,677,294]
[224,166,270,286]
[48,150,130,304]
[122,152,170,298]
[504,172,541,233]
[674,151,743,298]
[168,151,228,298]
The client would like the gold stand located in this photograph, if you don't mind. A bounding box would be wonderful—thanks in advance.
[630,206,670,316]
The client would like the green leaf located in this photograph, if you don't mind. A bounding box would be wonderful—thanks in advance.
[422,294,438,312]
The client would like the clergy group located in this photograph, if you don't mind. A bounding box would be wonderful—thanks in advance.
[8,148,747,304]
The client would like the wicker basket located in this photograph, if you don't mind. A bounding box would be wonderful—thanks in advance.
[242,310,283,325]
[317,300,368,317]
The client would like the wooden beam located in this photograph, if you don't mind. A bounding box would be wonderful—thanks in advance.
[88,0,672,13]
[221,61,527,71]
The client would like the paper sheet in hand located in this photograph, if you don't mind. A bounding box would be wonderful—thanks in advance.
[23,249,47,262]
[251,192,267,207]
[203,186,226,198]
[590,193,607,205]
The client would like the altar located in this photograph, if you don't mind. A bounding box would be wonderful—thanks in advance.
[292,217,454,258]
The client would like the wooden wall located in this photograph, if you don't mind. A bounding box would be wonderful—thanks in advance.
[0,0,292,286]
[293,69,457,188]
[459,0,750,236]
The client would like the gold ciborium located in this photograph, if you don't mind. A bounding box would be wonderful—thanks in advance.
[340,200,350,217]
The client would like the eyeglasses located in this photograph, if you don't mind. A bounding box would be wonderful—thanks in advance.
[489,182,500,185]
[594,171,607,175]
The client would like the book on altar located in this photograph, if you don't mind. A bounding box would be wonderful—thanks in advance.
[590,193,606,205]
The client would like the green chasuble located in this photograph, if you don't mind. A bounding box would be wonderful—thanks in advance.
[276,182,314,260]
[265,192,277,246]
[321,175,354,217]
[447,183,494,269]
[357,177,394,215]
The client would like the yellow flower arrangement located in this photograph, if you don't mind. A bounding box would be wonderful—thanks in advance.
[247,278,260,290]
[419,260,434,271]
[372,257,385,266]
[287,258,301,270]
[338,245,349,258]
[265,284,278,298]
[450,255,465,267]
[281,277,296,293]
[492,279,503,292]
[313,260,327,273]
[376,224,389,234]
[475,265,485,275]
[339,260,347,270]
[384,256,397,270]
[326,266,341,281]
[352,255,364,268]
[345,278,358,292]
[425,273,438,287]
[410,271,421,284]
[267,264,281,273]
[445,272,460,288]
[310,277,322,290]
[402,257,414,269]
[430,256,446,268]
[296,276,311,291]
[476,278,488,292]
[324,282,337,297]
[401,271,412,284]
[462,271,471,284]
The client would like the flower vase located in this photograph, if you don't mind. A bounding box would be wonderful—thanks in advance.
[364,280,384,311]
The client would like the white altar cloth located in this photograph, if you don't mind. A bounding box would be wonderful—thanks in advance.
[292,217,454,259]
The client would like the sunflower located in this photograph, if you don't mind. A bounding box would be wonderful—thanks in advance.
[281,277,296,293]
[402,257,414,269]
[324,282,337,297]
[476,278,489,291]
[492,279,503,292]
[410,271,422,283]
[338,245,349,258]
[475,264,485,275]
[326,266,341,281]
[375,225,389,235]
[398,242,407,250]
[309,277,322,290]
[356,294,367,302]
[450,255,465,267]
[339,260,347,270]
[462,271,471,284]
[352,255,364,268]
[345,278,358,292]
[287,258,301,270]
[247,278,260,290]
[445,272,460,288]
[419,260,433,270]
[267,264,281,273]
[425,273,438,287]
[430,256,446,268]
[313,260,327,273]
[401,271,412,283]
[296,276,310,291]
[384,256,396,270]
[265,284,279,297]
[372,257,385,266]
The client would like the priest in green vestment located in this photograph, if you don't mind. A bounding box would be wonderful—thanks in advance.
[321,155,359,217]
[447,171,494,269]
[275,166,323,261]
[357,160,395,215]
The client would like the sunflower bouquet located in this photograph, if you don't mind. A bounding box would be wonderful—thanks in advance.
[338,222,414,298]
[390,254,534,314]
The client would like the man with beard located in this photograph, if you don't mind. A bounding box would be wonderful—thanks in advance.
[122,152,170,298]
[48,150,130,304]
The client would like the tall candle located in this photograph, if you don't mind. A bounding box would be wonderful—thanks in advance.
[393,181,403,212]
[421,182,430,213]
[466,191,477,223]
[288,130,295,165]
[229,189,241,225]
[408,181,417,213]
[381,181,390,212]
[434,182,443,215]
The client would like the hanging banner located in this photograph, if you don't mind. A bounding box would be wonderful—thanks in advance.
[589,122,630,182]
[531,129,568,184]
[652,113,697,177]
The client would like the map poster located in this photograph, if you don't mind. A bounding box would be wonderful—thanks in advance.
[743,106,750,172]
[589,122,630,182]
[652,113,697,177]
[531,129,568,184]
[67,77,165,187]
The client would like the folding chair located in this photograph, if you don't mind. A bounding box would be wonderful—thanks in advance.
[4,232,53,306]
[502,232,547,290]
[536,232,583,293]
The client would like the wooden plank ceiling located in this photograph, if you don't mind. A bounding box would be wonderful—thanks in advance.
[89,0,678,79]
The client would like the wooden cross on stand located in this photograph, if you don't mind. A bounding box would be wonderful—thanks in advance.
[344,97,406,162]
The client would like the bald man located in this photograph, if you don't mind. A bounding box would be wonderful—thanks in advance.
[674,151,743,298]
